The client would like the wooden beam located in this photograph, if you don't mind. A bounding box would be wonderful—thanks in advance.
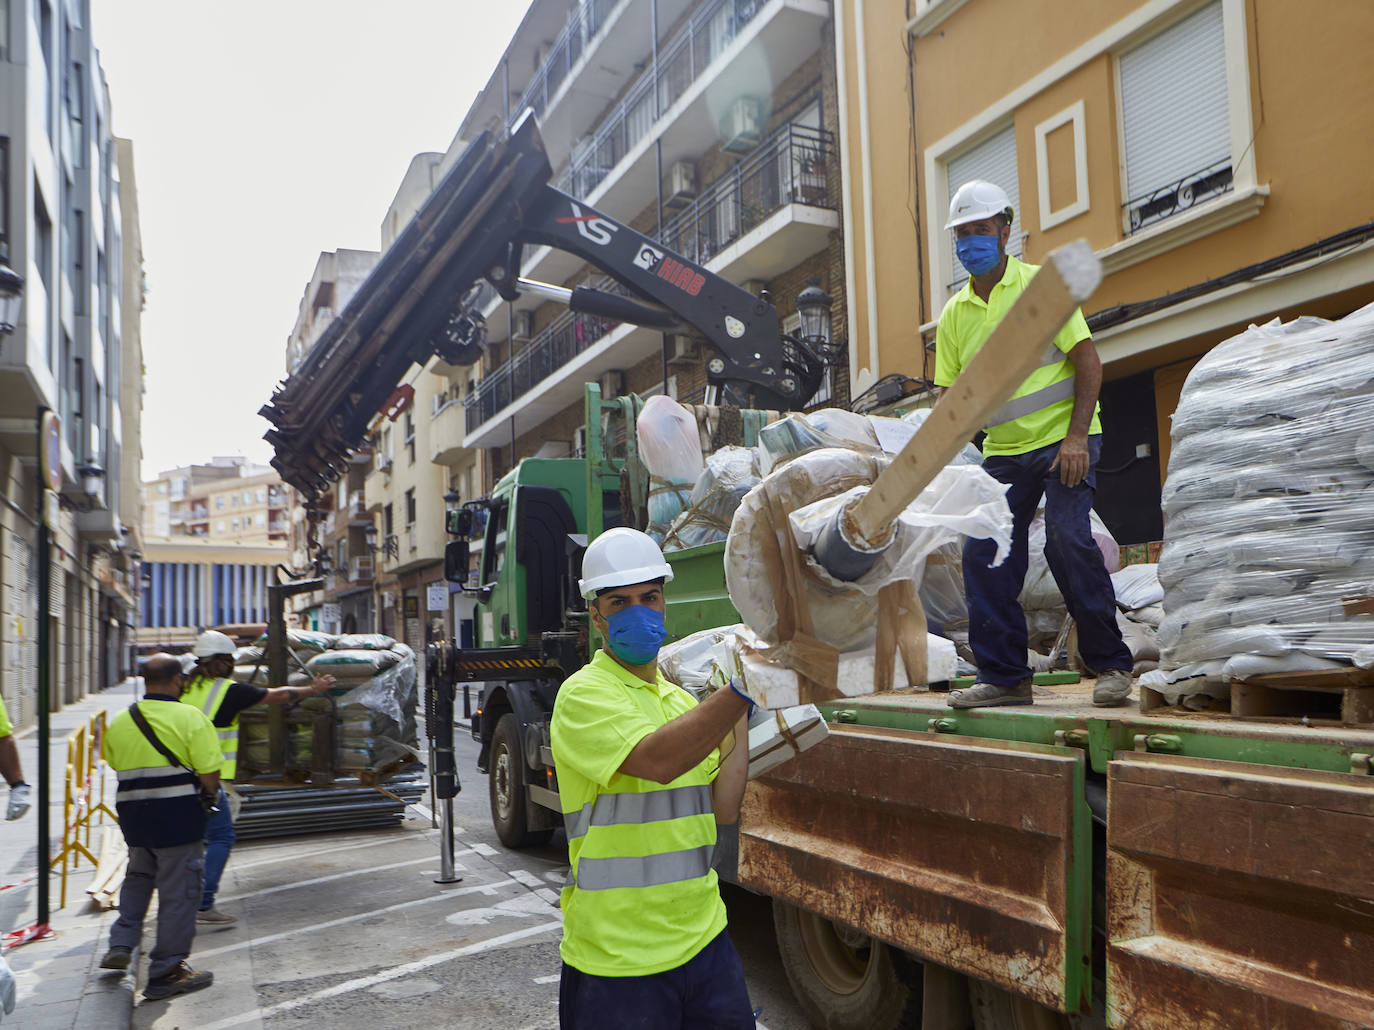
[850,240,1102,544]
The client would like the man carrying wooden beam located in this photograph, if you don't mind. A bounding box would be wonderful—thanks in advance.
[936,180,1133,708]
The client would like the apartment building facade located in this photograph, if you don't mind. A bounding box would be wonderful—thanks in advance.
[837,0,1374,546]
[0,0,144,730]
[455,0,846,483]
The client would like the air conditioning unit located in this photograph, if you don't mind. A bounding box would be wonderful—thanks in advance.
[664,161,698,210]
[513,309,535,341]
[721,97,763,153]
[740,279,767,300]
[665,336,699,365]
[599,370,624,399]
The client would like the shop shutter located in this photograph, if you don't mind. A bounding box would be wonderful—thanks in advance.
[947,124,1021,288]
[1120,1,1230,231]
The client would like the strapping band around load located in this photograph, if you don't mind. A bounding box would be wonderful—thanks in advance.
[564,784,711,841]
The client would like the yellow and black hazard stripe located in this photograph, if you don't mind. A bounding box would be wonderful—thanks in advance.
[453,655,549,677]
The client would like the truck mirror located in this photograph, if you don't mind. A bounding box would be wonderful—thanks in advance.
[447,508,474,537]
[444,540,470,583]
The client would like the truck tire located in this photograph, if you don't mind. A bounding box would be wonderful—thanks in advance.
[773,898,924,1030]
[489,713,552,848]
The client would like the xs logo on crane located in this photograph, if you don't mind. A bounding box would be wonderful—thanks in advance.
[557,203,619,246]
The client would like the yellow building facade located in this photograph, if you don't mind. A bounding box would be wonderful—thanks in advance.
[837,0,1374,543]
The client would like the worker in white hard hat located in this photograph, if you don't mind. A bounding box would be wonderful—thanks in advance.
[936,180,1133,709]
[550,527,755,1029]
[179,629,336,925]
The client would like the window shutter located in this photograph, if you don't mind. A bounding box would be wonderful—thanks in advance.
[946,124,1021,287]
[1120,1,1230,230]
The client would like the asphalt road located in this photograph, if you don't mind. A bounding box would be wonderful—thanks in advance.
[134,718,813,1030]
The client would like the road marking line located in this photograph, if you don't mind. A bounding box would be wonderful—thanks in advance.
[196,880,513,959]
[508,869,543,889]
[411,802,434,821]
[534,888,561,907]
[196,920,565,1030]
[532,974,559,984]
[218,854,466,902]
[472,842,498,857]
[233,835,415,871]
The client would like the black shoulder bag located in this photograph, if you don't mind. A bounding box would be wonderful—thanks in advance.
[128,703,219,815]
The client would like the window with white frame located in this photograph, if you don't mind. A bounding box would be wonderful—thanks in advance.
[946,125,1021,289]
[1119,1,1231,234]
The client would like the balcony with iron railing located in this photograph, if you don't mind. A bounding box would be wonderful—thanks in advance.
[478,0,830,340]
[463,120,838,447]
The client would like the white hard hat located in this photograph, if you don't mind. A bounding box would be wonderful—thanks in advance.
[578,528,674,600]
[945,179,1014,230]
[192,629,237,658]
[178,653,197,675]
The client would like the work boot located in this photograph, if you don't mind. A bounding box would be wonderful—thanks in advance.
[948,678,1033,709]
[1093,669,1133,707]
[143,961,213,1000]
[196,906,237,926]
[99,945,132,970]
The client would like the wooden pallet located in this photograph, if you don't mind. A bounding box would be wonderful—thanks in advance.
[1231,667,1374,725]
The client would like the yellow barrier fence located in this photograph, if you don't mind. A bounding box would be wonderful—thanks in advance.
[49,711,117,909]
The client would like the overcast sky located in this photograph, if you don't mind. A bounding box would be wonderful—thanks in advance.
[91,1,530,480]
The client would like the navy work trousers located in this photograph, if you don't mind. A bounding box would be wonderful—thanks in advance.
[559,928,755,1029]
[963,434,1132,686]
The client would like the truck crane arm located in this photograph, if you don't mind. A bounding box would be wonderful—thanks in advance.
[260,111,823,500]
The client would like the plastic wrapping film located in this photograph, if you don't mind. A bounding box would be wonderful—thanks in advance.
[726,447,1012,652]
[660,447,762,551]
[638,395,705,525]
[1142,304,1374,703]
[657,623,958,710]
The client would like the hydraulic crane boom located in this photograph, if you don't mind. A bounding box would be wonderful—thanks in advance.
[261,111,823,499]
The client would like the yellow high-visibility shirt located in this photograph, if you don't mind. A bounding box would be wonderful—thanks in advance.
[935,255,1100,456]
[551,649,725,977]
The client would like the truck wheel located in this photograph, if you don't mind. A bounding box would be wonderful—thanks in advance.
[773,898,924,1030]
[489,713,552,848]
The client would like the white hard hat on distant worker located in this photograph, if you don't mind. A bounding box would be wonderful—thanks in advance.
[578,528,674,599]
[192,630,237,659]
[945,180,1014,230]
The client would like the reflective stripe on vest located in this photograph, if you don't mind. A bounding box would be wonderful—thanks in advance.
[182,676,239,778]
[564,784,712,841]
[571,843,716,892]
[984,343,1075,429]
[115,764,198,803]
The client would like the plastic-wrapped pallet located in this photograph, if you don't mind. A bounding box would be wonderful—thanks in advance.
[1143,304,1374,705]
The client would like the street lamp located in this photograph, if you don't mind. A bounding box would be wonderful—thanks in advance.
[796,279,836,357]
[0,262,23,336]
[60,463,107,512]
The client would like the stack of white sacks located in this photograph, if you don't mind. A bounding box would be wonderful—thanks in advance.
[1142,304,1374,706]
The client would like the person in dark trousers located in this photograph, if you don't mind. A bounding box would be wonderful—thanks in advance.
[100,653,221,1000]
[551,528,754,1029]
[0,702,31,821]
[935,179,1134,709]
[180,630,334,925]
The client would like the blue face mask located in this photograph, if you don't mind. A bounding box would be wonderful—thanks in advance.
[956,234,1002,276]
[605,604,668,666]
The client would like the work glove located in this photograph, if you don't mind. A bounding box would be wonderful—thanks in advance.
[6,782,31,821]
[728,677,757,717]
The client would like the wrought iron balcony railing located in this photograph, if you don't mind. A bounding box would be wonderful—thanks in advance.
[660,124,834,266]
[466,119,836,434]
[509,0,620,128]
[551,0,766,202]
[1125,158,1234,234]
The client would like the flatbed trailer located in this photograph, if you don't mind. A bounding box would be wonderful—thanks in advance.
[739,679,1374,1029]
